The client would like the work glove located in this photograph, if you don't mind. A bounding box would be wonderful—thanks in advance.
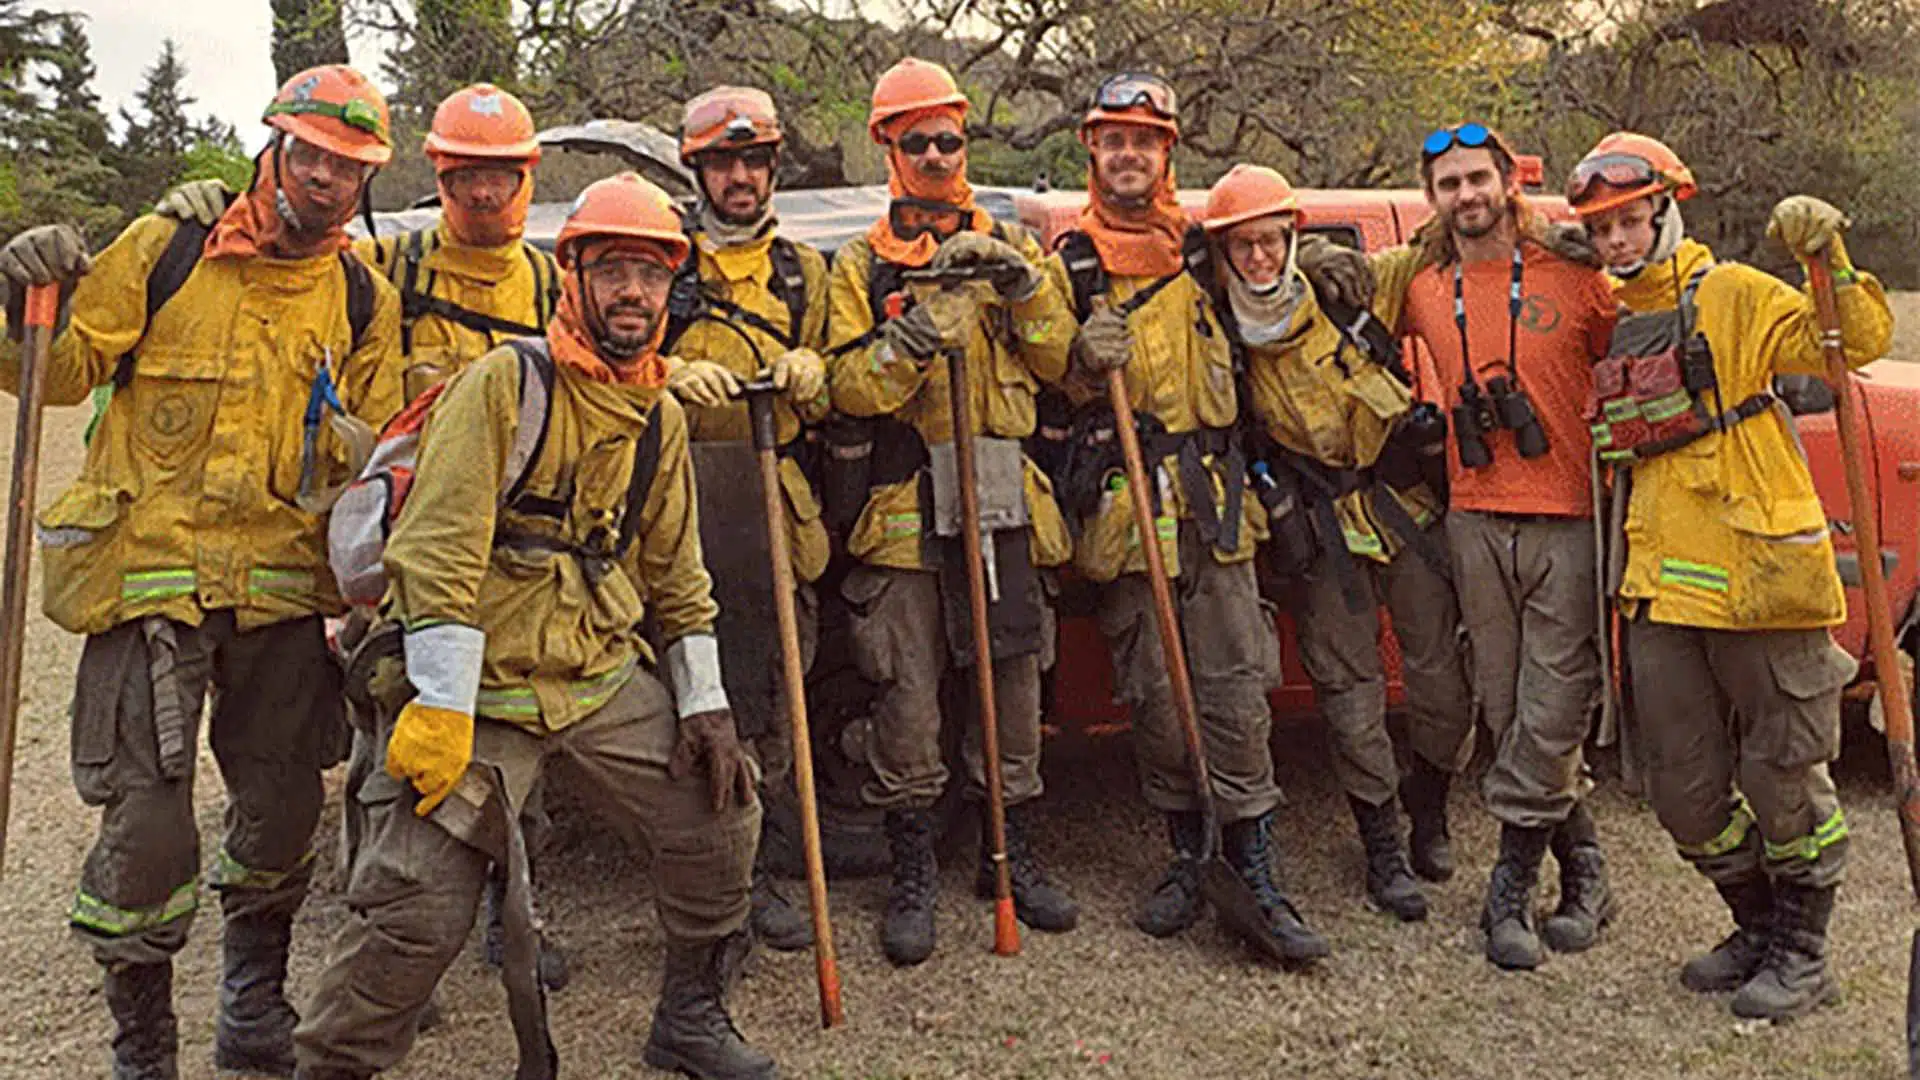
[666,357,742,409]
[669,708,756,812]
[385,701,474,816]
[1075,300,1134,373]
[769,347,826,403]
[880,288,973,366]
[1,224,89,342]
[1541,222,1602,270]
[154,178,234,227]
[1769,195,1854,271]
[1296,233,1375,310]
[931,230,1041,301]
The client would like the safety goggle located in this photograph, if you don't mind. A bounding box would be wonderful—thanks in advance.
[682,90,779,144]
[265,97,387,140]
[1091,73,1177,119]
[1566,152,1660,204]
[888,198,968,242]
[1420,122,1493,160]
[579,256,676,292]
[897,130,966,156]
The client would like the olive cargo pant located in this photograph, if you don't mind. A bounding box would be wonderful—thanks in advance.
[1290,537,1476,806]
[1628,621,1854,888]
[294,669,758,1075]
[67,612,342,965]
[1099,524,1285,823]
[1446,510,1600,830]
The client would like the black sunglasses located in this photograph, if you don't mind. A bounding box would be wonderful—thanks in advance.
[897,130,966,156]
[695,144,777,171]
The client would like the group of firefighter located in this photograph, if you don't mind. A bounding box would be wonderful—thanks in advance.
[0,45,1894,1080]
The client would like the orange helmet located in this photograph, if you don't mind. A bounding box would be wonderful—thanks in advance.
[1567,132,1697,218]
[868,58,969,144]
[554,172,689,269]
[1080,72,1179,142]
[423,83,539,163]
[263,65,392,166]
[1203,164,1299,233]
[680,86,782,164]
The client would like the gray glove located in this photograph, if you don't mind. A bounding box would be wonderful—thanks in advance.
[880,289,972,365]
[1075,303,1133,373]
[154,178,234,227]
[1296,233,1374,310]
[1,224,89,341]
[1541,222,1602,270]
[931,231,1041,301]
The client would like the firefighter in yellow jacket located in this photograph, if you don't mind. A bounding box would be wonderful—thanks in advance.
[656,85,831,951]
[826,57,1080,967]
[0,66,402,1079]
[1043,77,1290,952]
[1206,165,1472,934]
[293,173,774,1080]
[163,82,573,993]
[1567,133,1892,1021]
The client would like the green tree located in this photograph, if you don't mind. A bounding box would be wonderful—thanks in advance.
[271,0,349,84]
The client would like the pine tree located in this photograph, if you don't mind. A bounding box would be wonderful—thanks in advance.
[271,0,349,84]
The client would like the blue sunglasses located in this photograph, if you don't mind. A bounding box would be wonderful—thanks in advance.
[1421,122,1492,159]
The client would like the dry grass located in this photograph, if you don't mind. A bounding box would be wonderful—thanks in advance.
[3,302,1918,1079]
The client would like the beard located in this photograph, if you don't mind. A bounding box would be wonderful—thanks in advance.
[1444,198,1506,239]
[596,302,662,359]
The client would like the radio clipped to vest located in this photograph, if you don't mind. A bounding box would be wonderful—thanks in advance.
[1586,264,1774,464]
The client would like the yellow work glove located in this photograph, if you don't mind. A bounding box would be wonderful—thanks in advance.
[769,347,826,403]
[385,701,474,816]
[1296,233,1375,310]
[1768,195,1854,273]
[666,357,742,409]
[1075,299,1133,373]
[155,178,235,227]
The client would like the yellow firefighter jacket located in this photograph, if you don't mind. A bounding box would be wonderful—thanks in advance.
[1614,239,1893,630]
[3,214,402,635]
[356,224,559,401]
[826,230,1076,572]
[669,229,832,581]
[1041,257,1268,582]
[385,343,716,732]
[1240,283,1438,562]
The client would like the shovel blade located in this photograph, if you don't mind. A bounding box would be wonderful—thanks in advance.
[1198,858,1293,964]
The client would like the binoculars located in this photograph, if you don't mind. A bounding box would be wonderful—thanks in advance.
[1453,376,1548,469]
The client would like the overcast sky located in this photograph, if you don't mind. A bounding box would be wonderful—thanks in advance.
[48,1,389,151]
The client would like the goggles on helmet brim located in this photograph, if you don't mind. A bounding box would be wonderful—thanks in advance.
[683,90,779,145]
[1420,122,1494,161]
[1090,73,1177,120]
[1566,152,1665,206]
[266,96,387,140]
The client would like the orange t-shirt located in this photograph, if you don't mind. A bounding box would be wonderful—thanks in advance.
[1400,240,1616,518]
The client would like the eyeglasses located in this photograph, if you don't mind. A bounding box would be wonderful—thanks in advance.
[897,130,966,156]
[1566,152,1659,204]
[1224,226,1294,266]
[265,96,388,140]
[281,135,374,180]
[1091,73,1177,119]
[1421,122,1493,160]
[694,144,777,172]
[581,257,675,292]
[441,164,525,199]
[682,89,779,144]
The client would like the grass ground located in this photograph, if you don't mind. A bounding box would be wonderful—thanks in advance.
[1,296,1916,1079]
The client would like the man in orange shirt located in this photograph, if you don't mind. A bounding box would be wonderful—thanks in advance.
[1348,124,1619,972]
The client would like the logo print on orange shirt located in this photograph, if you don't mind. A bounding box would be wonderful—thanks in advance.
[1518,293,1562,334]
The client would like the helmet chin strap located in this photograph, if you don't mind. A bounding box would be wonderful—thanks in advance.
[1608,196,1685,279]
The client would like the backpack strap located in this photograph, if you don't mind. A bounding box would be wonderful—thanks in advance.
[339,249,375,353]
[501,338,557,505]
[525,242,559,326]
[1055,230,1107,322]
[768,236,808,348]
[113,216,216,389]
[613,402,666,560]
[1318,289,1411,387]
